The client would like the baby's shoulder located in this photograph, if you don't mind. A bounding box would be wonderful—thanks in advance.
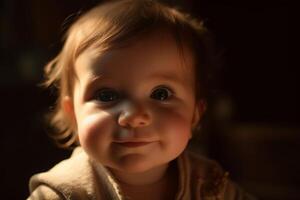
[182,151,257,200]
[184,151,225,179]
[28,147,96,199]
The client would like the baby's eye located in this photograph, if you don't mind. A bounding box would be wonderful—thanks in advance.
[94,88,120,102]
[150,86,173,101]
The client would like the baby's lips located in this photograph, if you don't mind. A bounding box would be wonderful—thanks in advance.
[116,141,152,147]
[113,140,158,148]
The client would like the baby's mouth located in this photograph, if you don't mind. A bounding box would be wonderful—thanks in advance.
[114,141,155,148]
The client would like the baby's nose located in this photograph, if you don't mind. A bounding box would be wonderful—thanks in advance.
[118,101,152,128]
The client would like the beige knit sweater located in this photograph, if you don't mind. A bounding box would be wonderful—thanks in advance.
[27,147,256,200]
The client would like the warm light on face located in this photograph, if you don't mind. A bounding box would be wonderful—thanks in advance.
[68,30,202,174]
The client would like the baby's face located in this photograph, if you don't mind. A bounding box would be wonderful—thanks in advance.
[69,31,201,173]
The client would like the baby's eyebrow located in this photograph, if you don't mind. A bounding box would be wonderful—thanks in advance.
[88,72,182,82]
[84,72,186,89]
[88,73,114,83]
[84,74,113,87]
[147,72,183,84]
[89,74,106,82]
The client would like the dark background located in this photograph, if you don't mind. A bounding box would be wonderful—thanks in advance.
[0,0,296,199]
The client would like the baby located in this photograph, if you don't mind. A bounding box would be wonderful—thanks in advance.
[28,0,255,199]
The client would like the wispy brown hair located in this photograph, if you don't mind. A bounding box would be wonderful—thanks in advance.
[43,0,218,148]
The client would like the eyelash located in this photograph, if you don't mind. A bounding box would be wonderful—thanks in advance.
[150,86,174,101]
[93,88,120,103]
[92,85,174,104]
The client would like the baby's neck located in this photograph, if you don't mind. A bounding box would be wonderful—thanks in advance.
[109,162,178,200]
[110,164,169,186]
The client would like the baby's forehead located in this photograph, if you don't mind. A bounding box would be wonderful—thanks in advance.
[75,29,195,75]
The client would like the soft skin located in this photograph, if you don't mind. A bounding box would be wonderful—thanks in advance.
[63,30,205,186]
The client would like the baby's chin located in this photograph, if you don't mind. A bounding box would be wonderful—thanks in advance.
[110,154,161,173]
[85,150,154,173]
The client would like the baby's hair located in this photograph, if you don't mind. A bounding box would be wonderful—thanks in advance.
[43,0,219,148]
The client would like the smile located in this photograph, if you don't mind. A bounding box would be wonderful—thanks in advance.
[115,141,155,148]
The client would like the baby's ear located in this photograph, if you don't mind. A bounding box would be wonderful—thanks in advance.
[62,96,76,123]
[192,99,206,128]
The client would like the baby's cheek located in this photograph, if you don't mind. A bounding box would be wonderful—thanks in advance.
[77,112,114,154]
[156,107,192,134]
[156,109,192,153]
